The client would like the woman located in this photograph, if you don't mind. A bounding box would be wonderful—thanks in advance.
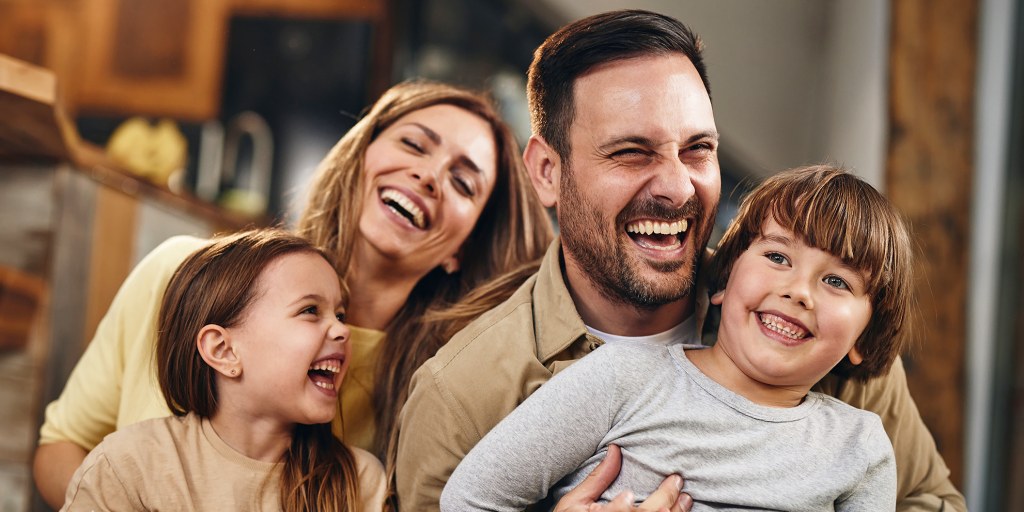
[34,80,554,508]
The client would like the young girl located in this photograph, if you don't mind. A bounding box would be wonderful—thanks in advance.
[61,229,387,511]
[441,165,914,511]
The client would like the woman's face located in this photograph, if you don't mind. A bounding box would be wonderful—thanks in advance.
[358,104,498,276]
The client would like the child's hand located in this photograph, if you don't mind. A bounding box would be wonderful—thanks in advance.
[554,444,693,512]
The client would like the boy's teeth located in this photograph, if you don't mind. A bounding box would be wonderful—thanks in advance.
[625,219,689,236]
[380,189,425,228]
[759,313,808,340]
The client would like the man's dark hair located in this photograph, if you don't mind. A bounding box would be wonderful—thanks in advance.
[527,9,710,160]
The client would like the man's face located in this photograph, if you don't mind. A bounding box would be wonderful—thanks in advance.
[558,54,720,309]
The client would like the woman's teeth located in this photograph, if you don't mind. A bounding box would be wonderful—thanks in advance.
[381,189,426,229]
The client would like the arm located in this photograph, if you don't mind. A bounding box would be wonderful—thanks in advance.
[35,236,205,509]
[837,421,898,511]
[822,356,966,511]
[33,441,87,508]
[440,348,622,512]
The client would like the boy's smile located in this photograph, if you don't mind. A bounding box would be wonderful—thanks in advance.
[692,218,871,407]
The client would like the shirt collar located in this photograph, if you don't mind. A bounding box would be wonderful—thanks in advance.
[531,238,714,363]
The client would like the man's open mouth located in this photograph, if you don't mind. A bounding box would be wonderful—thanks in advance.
[381,189,428,229]
[625,219,689,251]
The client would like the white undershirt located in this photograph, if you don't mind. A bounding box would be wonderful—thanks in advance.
[585,315,703,349]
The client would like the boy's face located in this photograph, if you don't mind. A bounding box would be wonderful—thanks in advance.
[711,218,872,393]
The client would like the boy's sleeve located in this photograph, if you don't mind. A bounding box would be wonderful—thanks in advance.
[825,357,966,511]
[39,236,205,450]
[439,348,621,512]
[837,418,897,511]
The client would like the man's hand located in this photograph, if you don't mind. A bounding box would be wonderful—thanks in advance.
[554,444,693,512]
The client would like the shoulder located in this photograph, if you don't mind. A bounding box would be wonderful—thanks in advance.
[87,415,193,475]
[349,447,387,511]
[422,272,541,377]
[142,235,211,271]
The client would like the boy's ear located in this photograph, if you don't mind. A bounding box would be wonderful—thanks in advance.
[523,135,561,208]
[710,289,725,305]
[846,345,864,366]
[197,324,242,377]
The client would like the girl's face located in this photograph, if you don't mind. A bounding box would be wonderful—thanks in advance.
[710,218,872,397]
[358,104,498,276]
[229,251,350,427]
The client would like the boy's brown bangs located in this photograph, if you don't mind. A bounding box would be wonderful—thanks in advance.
[763,172,893,296]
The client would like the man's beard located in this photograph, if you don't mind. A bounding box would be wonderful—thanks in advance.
[558,166,715,310]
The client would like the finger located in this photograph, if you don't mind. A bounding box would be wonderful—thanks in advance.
[574,445,624,502]
[555,445,624,511]
[638,474,682,510]
[672,492,693,512]
[605,490,635,511]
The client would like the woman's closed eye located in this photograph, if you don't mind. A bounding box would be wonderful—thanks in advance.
[401,137,426,154]
[451,170,476,197]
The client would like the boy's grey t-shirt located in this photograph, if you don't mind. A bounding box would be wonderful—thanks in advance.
[440,341,896,512]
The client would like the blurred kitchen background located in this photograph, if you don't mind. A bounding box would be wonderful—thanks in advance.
[0,0,1020,510]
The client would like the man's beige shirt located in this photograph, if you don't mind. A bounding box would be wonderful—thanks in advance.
[396,240,965,512]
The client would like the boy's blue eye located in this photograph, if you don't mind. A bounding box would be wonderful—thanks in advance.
[824,275,849,290]
[765,252,789,265]
[335,312,346,323]
[301,305,318,315]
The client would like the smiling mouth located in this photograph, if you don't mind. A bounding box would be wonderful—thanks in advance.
[381,189,427,229]
[307,359,343,390]
[758,313,810,340]
[625,219,689,251]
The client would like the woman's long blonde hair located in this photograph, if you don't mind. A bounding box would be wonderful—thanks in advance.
[295,80,554,460]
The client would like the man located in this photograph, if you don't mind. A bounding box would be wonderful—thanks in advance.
[397,10,966,512]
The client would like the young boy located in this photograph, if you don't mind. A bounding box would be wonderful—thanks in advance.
[441,165,913,511]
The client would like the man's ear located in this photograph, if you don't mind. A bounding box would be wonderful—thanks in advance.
[197,324,242,377]
[523,135,561,208]
[847,345,864,366]
[710,290,725,306]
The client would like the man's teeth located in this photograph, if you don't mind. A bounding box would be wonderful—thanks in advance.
[625,219,689,236]
[759,313,808,340]
[380,189,426,228]
[314,381,335,390]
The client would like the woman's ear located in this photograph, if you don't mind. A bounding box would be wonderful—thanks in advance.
[523,135,561,208]
[847,345,864,366]
[197,324,242,377]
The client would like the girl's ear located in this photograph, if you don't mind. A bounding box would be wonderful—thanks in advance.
[847,345,864,366]
[523,135,561,208]
[197,324,242,377]
[710,289,725,305]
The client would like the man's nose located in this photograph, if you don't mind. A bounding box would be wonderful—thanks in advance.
[649,155,696,208]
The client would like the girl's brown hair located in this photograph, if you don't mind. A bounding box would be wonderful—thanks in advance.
[707,165,915,381]
[157,229,360,512]
[294,80,553,459]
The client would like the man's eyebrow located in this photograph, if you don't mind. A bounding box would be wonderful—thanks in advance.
[409,122,442,145]
[598,130,720,151]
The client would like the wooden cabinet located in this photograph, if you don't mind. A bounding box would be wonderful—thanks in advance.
[0,0,390,120]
